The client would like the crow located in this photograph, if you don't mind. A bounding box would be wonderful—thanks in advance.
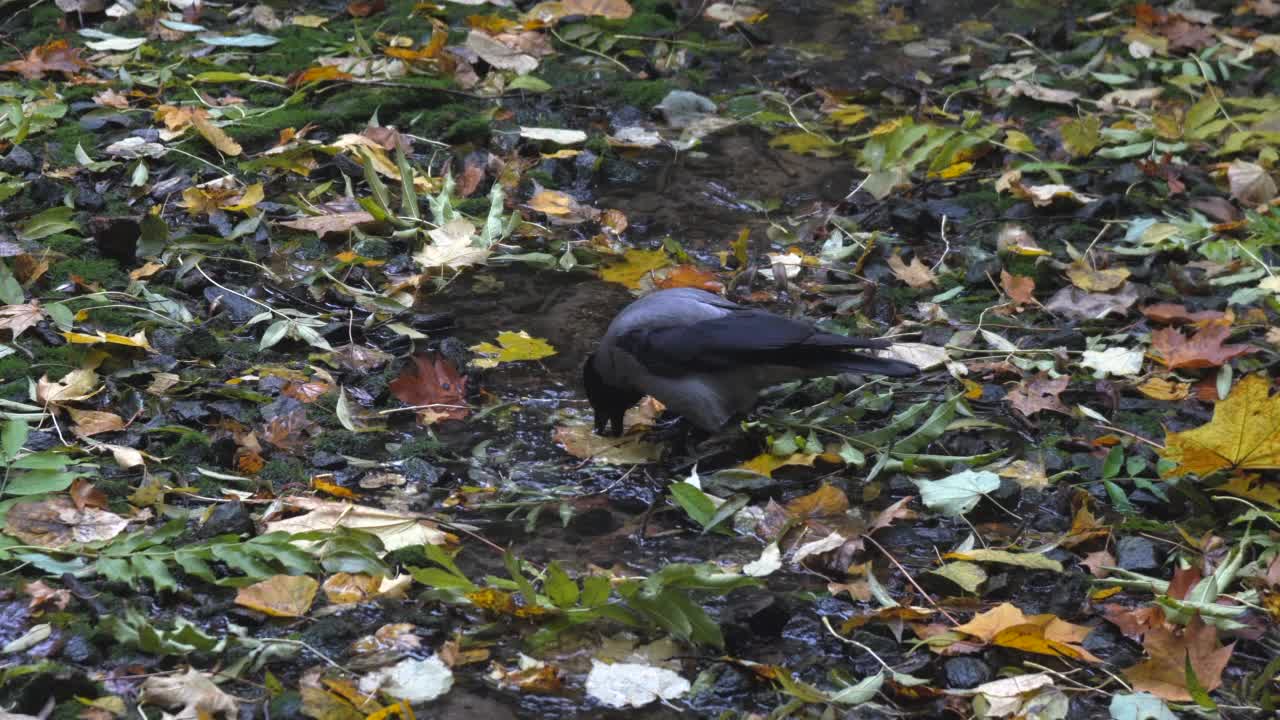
[583,288,920,436]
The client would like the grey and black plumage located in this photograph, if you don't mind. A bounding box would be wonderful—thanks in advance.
[583,288,920,436]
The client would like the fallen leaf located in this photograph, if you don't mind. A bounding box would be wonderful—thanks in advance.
[1141,304,1226,325]
[415,218,491,270]
[279,211,376,236]
[553,423,661,465]
[599,249,671,289]
[4,497,128,548]
[465,30,538,74]
[1163,374,1280,477]
[1228,159,1277,207]
[1006,374,1069,417]
[0,40,91,79]
[1066,261,1130,292]
[1149,323,1254,370]
[264,497,449,551]
[67,408,126,437]
[738,452,817,477]
[469,330,556,369]
[388,353,469,422]
[1045,285,1138,320]
[1000,270,1036,308]
[887,253,936,288]
[236,574,320,617]
[955,603,1099,662]
[785,484,849,519]
[0,303,44,339]
[140,668,239,719]
[585,660,689,709]
[191,110,243,156]
[1124,615,1233,701]
[1137,377,1191,401]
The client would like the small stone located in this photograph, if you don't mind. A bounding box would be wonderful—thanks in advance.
[1115,536,1162,573]
[944,657,992,689]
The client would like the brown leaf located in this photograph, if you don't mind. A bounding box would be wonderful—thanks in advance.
[1006,374,1069,417]
[886,253,936,288]
[24,579,72,612]
[999,270,1036,308]
[279,212,376,237]
[389,353,469,423]
[68,408,126,437]
[0,303,45,339]
[5,497,129,548]
[1124,615,1234,701]
[260,407,315,450]
[190,109,243,157]
[0,40,91,80]
[562,0,634,20]
[1150,323,1255,370]
[1141,303,1227,326]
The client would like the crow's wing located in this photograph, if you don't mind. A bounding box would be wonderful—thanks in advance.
[616,309,906,377]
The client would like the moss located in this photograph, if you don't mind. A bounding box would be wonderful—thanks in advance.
[0,379,27,402]
[386,544,431,567]
[393,433,443,460]
[49,258,125,288]
[259,457,309,491]
[604,79,674,108]
[41,234,87,256]
[43,119,100,165]
[311,430,384,458]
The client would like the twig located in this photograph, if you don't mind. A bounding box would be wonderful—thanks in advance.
[862,534,959,625]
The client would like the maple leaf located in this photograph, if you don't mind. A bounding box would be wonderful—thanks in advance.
[1006,374,1069,417]
[953,602,1100,662]
[414,218,491,270]
[388,353,469,422]
[886,253,936,288]
[1149,323,1254,370]
[1162,374,1280,477]
[0,303,45,339]
[1141,303,1226,326]
[0,40,91,80]
[1000,270,1036,308]
[1124,615,1234,701]
[468,331,556,369]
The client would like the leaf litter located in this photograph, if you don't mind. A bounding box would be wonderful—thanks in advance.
[1,0,1279,719]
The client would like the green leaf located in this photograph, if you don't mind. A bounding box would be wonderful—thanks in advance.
[544,562,579,609]
[829,671,884,705]
[132,556,179,592]
[1185,652,1217,710]
[0,261,23,305]
[19,207,79,241]
[1102,446,1124,479]
[2,418,27,462]
[669,481,716,527]
[580,574,610,608]
[4,468,77,496]
[410,566,477,591]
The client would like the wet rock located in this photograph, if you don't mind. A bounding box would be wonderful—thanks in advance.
[1082,622,1138,666]
[944,657,992,689]
[312,451,348,470]
[204,286,264,324]
[194,501,254,540]
[566,507,615,536]
[60,633,101,665]
[175,327,224,360]
[431,690,517,720]
[1,145,36,172]
[399,457,442,485]
[1115,536,1162,574]
[170,400,211,422]
[76,187,105,211]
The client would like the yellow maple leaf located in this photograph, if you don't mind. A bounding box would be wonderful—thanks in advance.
[469,330,556,369]
[739,452,817,477]
[1162,373,1280,477]
[598,248,670,289]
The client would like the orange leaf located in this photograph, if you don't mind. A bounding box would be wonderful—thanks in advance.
[1124,615,1234,701]
[1149,323,1254,370]
[388,353,469,423]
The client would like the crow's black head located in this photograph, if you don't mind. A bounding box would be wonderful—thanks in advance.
[582,353,642,436]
